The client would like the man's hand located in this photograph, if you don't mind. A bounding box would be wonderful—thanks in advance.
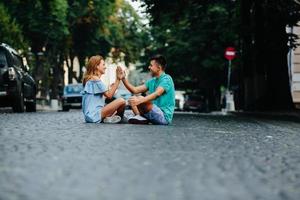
[129,96,145,106]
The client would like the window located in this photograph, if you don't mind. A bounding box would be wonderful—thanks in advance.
[11,54,23,68]
[64,84,83,94]
[0,50,8,68]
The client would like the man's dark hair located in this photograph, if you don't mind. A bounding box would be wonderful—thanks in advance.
[150,54,167,70]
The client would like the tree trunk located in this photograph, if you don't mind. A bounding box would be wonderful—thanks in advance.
[78,55,85,83]
[241,0,256,110]
[263,3,294,110]
[48,47,64,100]
[65,53,75,84]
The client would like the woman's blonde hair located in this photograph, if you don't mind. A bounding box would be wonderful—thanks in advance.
[82,55,104,85]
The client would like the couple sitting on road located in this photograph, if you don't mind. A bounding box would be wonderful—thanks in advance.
[81,54,175,125]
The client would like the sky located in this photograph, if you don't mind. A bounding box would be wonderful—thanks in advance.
[127,0,149,25]
[127,0,144,16]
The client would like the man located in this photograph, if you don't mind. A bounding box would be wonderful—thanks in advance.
[120,55,175,125]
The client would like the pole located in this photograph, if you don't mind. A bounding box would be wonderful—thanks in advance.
[227,60,232,90]
[225,59,235,112]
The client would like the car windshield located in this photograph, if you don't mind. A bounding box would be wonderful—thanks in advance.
[64,84,83,94]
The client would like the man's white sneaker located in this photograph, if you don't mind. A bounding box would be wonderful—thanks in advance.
[103,115,122,124]
[123,110,135,122]
[128,115,149,124]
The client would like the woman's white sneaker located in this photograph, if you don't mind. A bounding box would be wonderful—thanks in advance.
[103,115,122,123]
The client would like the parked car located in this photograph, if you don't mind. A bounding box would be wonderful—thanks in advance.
[175,90,185,111]
[62,83,83,111]
[0,43,36,112]
[183,94,206,112]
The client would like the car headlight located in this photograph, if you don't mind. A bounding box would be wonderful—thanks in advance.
[8,67,16,80]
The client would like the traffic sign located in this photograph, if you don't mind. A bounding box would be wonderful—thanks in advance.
[225,47,236,60]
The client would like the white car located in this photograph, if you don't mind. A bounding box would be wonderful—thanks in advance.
[175,90,185,111]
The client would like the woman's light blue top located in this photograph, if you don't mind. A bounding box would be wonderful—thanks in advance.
[81,80,107,123]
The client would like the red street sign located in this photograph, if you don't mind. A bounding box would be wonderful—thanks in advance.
[225,47,236,60]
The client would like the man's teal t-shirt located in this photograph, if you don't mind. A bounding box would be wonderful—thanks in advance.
[145,72,175,123]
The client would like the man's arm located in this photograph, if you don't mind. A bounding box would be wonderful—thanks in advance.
[122,78,147,94]
[129,87,165,106]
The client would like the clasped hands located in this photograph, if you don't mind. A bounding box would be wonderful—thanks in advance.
[116,66,125,80]
[115,66,144,106]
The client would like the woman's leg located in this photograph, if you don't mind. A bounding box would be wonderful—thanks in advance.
[101,98,126,119]
[116,100,126,117]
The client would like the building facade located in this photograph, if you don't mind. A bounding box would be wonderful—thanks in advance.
[288,26,300,108]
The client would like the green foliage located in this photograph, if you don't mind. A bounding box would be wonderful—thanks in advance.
[0,0,148,97]
[2,0,69,50]
[105,0,150,64]
[0,3,27,49]
[68,0,114,58]
[141,0,240,90]
[67,0,149,63]
[48,0,69,42]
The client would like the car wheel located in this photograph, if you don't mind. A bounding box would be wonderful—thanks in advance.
[12,86,24,113]
[62,105,70,111]
[25,96,36,112]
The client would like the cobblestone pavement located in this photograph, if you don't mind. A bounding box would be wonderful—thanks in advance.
[0,110,300,200]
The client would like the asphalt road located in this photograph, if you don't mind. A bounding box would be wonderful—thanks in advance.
[0,110,300,200]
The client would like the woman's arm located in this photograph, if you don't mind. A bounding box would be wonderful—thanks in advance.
[103,79,120,99]
[103,66,124,99]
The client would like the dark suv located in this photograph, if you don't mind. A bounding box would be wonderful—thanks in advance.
[0,43,36,112]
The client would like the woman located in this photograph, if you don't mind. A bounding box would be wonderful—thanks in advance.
[82,55,125,123]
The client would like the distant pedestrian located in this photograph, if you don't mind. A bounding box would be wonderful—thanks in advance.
[82,55,125,123]
[119,55,175,125]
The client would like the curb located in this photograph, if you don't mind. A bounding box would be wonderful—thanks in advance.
[36,104,61,112]
[230,111,300,122]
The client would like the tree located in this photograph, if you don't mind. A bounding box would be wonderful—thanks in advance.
[240,0,300,110]
[1,0,150,100]
[141,0,240,110]
[2,0,69,99]
[0,3,27,50]
[66,0,149,83]
[104,0,150,65]
[65,0,115,83]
